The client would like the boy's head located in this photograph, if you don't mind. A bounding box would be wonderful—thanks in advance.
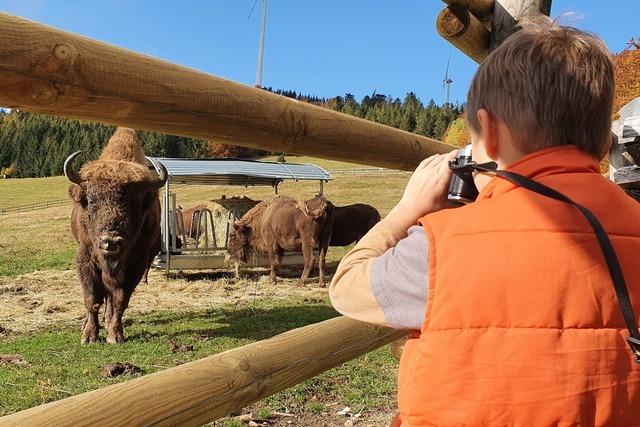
[466,21,615,167]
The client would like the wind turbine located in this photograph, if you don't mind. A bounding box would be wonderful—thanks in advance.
[252,0,269,88]
[442,53,453,106]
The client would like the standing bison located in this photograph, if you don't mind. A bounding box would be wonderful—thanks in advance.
[65,127,167,344]
[228,195,335,286]
[330,204,380,246]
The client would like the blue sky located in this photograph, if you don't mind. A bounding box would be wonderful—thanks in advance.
[2,1,638,106]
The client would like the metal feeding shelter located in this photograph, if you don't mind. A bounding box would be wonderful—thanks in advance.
[149,158,332,273]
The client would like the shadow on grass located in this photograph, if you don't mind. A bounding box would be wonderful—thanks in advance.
[128,303,340,343]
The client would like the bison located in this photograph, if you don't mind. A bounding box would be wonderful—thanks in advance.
[176,203,208,239]
[65,127,167,344]
[227,195,335,286]
[329,203,381,246]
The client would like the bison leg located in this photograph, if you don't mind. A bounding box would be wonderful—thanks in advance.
[268,250,280,285]
[78,254,103,344]
[81,295,101,344]
[104,294,113,330]
[298,243,314,287]
[318,244,328,287]
[106,288,126,344]
[234,261,240,279]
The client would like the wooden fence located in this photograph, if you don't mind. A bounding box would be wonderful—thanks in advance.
[0,198,69,215]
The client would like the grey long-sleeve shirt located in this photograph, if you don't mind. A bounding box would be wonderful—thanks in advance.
[329,220,429,330]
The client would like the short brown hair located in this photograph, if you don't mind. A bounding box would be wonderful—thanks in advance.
[466,22,615,158]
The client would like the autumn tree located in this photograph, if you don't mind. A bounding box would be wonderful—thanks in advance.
[442,117,470,148]
[613,38,640,115]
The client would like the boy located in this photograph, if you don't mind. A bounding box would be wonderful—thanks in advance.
[330,22,640,426]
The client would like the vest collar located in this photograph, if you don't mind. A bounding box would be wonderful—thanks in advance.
[478,145,601,200]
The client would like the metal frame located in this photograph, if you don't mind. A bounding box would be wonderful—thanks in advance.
[153,158,332,273]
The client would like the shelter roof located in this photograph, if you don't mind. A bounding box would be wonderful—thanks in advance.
[148,158,332,186]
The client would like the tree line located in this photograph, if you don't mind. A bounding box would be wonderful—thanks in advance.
[0,111,209,178]
[0,90,461,178]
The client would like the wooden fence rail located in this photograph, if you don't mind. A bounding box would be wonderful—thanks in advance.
[0,198,69,215]
[0,13,454,172]
[0,316,405,427]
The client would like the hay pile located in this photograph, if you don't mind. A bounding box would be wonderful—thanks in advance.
[0,268,328,334]
[207,196,260,248]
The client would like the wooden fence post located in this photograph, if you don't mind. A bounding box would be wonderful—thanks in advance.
[490,0,552,50]
[437,0,553,62]
[436,4,490,64]
[442,0,494,28]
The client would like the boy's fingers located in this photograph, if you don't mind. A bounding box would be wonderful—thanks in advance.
[426,154,448,171]
[425,154,447,169]
[416,154,440,171]
[436,155,453,182]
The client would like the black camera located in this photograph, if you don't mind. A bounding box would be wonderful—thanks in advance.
[447,144,479,204]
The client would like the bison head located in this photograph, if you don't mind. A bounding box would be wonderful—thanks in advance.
[227,221,251,263]
[65,151,167,275]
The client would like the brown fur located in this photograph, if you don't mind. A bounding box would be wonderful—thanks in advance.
[329,204,381,246]
[176,204,209,239]
[98,127,147,163]
[228,195,335,286]
[68,127,162,344]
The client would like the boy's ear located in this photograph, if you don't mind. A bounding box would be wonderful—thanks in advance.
[476,109,500,159]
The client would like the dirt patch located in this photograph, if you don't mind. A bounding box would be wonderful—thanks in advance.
[99,362,143,378]
[0,268,330,335]
[169,339,194,353]
[0,354,29,367]
[217,406,395,427]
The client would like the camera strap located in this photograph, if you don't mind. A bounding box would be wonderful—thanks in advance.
[465,161,640,363]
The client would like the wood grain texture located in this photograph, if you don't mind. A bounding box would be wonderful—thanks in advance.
[442,0,494,24]
[490,0,553,50]
[0,12,454,171]
[1,316,405,426]
[436,5,490,64]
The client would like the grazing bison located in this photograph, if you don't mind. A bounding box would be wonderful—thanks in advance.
[228,195,335,286]
[65,127,167,344]
[330,204,381,246]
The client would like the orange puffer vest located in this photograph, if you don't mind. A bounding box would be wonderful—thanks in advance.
[397,146,640,426]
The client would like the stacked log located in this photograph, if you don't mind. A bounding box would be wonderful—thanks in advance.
[436,0,553,62]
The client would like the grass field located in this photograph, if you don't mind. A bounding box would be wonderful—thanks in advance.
[0,155,410,425]
[0,176,70,210]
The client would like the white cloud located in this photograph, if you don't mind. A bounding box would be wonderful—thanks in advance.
[554,10,585,25]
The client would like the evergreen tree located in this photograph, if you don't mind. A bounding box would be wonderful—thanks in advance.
[0,111,209,178]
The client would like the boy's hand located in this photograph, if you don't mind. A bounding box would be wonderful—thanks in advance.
[386,150,459,228]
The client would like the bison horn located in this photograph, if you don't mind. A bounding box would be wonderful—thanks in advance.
[63,151,85,185]
[145,157,169,191]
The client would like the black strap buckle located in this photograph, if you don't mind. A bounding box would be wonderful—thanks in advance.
[449,160,498,174]
[627,336,640,363]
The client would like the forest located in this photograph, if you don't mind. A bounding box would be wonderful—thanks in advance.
[0,90,461,178]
